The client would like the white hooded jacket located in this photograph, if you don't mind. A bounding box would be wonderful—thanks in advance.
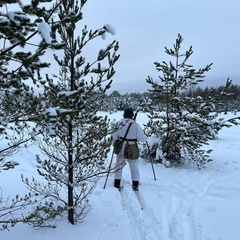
[112,118,147,153]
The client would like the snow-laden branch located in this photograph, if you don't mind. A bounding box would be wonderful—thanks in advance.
[38,22,52,44]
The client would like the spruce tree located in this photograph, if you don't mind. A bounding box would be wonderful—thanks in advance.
[22,0,119,226]
[145,34,237,168]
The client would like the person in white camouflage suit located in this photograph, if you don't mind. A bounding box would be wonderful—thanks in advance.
[112,107,147,191]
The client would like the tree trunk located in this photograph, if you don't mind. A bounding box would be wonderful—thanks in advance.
[68,122,74,224]
[68,27,75,224]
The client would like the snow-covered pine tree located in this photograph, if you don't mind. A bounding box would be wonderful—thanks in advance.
[102,91,151,113]
[105,90,123,112]
[0,0,67,230]
[0,0,63,170]
[22,0,119,226]
[144,34,235,168]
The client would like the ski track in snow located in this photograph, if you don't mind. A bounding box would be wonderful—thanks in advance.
[165,174,215,240]
[92,112,240,240]
[119,163,240,240]
[122,182,164,240]
[2,112,240,240]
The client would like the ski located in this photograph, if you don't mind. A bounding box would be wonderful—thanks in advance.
[118,187,127,210]
[117,186,143,210]
[133,190,144,210]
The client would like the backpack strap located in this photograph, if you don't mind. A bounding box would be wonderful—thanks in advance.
[122,122,133,139]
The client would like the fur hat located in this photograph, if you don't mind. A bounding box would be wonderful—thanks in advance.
[123,107,134,118]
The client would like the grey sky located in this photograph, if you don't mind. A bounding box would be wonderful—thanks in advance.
[81,0,240,93]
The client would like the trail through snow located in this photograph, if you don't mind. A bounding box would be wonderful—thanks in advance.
[98,157,240,240]
[1,111,240,240]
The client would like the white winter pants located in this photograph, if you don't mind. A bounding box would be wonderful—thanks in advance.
[114,153,139,181]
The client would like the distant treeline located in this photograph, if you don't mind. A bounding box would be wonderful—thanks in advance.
[181,84,240,100]
[99,84,240,112]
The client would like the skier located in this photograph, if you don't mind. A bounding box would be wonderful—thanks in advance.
[112,107,147,191]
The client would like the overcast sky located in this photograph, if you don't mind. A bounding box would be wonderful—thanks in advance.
[80,0,240,93]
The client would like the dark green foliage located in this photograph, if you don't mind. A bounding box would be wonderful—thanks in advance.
[0,192,37,231]
[99,91,152,113]
[1,0,119,228]
[0,0,64,159]
[0,158,19,171]
[144,34,237,168]
[21,0,119,226]
[99,84,240,114]
[0,0,62,81]
[0,0,67,230]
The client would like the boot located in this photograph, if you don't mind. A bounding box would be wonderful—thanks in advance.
[132,181,139,191]
[114,179,121,189]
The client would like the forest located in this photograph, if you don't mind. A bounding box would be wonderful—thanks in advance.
[100,83,240,113]
[0,0,240,231]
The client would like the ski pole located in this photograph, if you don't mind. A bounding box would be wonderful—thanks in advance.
[134,109,156,180]
[146,141,157,181]
[103,150,114,189]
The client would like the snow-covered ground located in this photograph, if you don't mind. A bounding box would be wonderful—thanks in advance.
[1,111,240,240]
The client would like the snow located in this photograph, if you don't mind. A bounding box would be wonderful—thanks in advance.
[58,90,78,97]
[1,111,240,240]
[37,21,52,44]
[7,11,29,26]
[45,107,59,116]
[101,23,116,39]
[104,24,116,35]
